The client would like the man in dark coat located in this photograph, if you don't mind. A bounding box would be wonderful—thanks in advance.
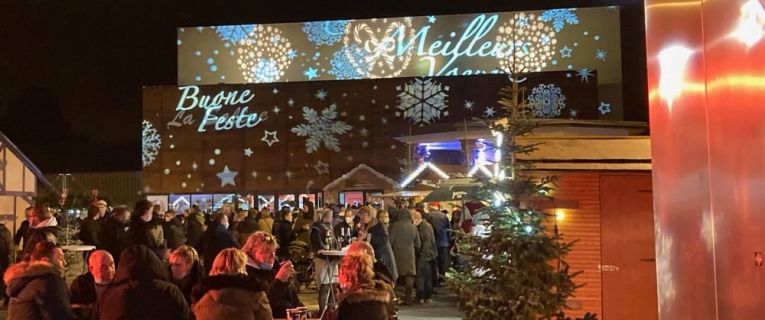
[388,209,420,305]
[200,212,239,274]
[425,206,452,285]
[163,210,187,251]
[357,206,398,284]
[184,205,206,250]
[22,206,63,257]
[236,209,260,246]
[100,207,133,266]
[412,211,437,304]
[333,209,357,246]
[243,232,302,319]
[13,207,33,255]
[131,200,167,259]
[96,244,192,320]
[4,241,75,320]
[79,205,103,249]
[69,250,115,319]
[274,210,295,260]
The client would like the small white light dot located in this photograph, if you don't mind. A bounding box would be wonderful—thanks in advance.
[170,144,175,149]
[181,182,187,188]
[214,149,221,155]
[186,174,192,179]
[175,160,181,166]
[209,159,216,165]
[164,169,170,175]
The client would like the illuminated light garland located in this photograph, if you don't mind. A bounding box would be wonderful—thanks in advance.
[236,25,293,83]
[400,161,450,188]
[343,17,415,78]
[496,12,557,74]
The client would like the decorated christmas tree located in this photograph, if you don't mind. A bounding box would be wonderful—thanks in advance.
[447,73,591,319]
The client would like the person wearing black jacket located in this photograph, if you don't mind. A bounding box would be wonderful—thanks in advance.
[168,245,204,305]
[69,250,115,319]
[96,244,191,320]
[13,207,33,254]
[236,209,260,246]
[243,232,302,319]
[131,200,167,260]
[199,212,239,274]
[100,207,133,266]
[22,206,63,257]
[163,210,187,251]
[184,205,206,250]
[79,205,103,249]
[274,210,295,260]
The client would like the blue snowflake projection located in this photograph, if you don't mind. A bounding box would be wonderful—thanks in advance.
[599,102,612,115]
[596,49,608,61]
[329,45,369,80]
[528,84,567,118]
[302,20,350,46]
[291,104,352,153]
[214,25,255,43]
[304,67,318,80]
[540,9,579,32]
[576,68,594,83]
[251,58,281,83]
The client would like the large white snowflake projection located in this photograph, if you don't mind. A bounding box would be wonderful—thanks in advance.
[329,45,369,80]
[214,25,255,43]
[142,120,161,167]
[291,104,352,153]
[303,20,350,46]
[343,17,415,78]
[528,84,566,118]
[237,25,293,83]
[496,12,557,74]
[540,9,579,32]
[395,77,450,126]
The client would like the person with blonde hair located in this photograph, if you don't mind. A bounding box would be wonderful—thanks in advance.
[357,206,398,284]
[169,245,204,304]
[243,232,302,318]
[335,252,396,319]
[258,209,275,234]
[192,248,272,320]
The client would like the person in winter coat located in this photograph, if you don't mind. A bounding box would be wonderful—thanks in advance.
[169,245,204,305]
[333,209,357,246]
[425,206,452,285]
[388,209,421,305]
[200,212,239,274]
[79,205,102,249]
[192,248,272,320]
[377,210,391,233]
[100,206,133,266]
[412,211,436,304]
[357,206,398,284]
[4,241,75,320]
[69,250,115,319]
[164,210,187,250]
[13,207,33,254]
[185,205,206,251]
[274,210,295,260]
[310,209,339,315]
[258,209,275,235]
[242,232,302,319]
[336,252,396,320]
[22,206,62,257]
[131,200,167,259]
[96,244,192,320]
[293,203,314,246]
[236,210,260,246]
[0,220,13,306]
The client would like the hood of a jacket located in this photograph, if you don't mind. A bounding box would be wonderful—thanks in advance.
[4,260,64,297]
[341,279,393,305]
[393,208,411,223]
[113,244,168,284]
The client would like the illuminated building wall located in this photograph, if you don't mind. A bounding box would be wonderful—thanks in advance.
[646,0,765,318]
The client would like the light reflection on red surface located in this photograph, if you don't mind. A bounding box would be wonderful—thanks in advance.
[646,0,765,318]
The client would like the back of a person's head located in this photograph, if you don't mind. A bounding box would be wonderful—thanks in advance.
[31,205,51,220]
[29,240,58,262]
[347,241,375,258]
[339,252,374,289]
[116,244,168,282]
[133,199,152,217]
[242,231,278,255]
[209,248,247,276]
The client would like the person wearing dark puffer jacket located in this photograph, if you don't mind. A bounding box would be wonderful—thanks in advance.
[163,210,187,251]
[243,232,302,319]
[96,244,191,320]
[236,210,260,246]
[200,212,239,274]
[4,241,76,320]
[336,252,396,320]
[100,206,133,266]
[191,248,272,320]
[131,200,167,260]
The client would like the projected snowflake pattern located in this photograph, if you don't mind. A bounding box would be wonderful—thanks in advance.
[237,25,293,83]
[540,9,579,32]
[496,12,557,74]
[329,45,369,80]
[528,84,566,118]
[395,77,450,126]
[142,120,162,167]
[303,20,351,45]
[343,17,415,78]
[291,104,352,153]
[214,25,256,43]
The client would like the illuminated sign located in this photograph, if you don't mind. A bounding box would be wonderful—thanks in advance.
[178,7,622,86]
[173,85,268,133]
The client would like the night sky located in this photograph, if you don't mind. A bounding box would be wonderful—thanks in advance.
[0,0,645,173]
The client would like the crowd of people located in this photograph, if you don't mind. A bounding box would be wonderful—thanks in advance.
[0,198,471,320]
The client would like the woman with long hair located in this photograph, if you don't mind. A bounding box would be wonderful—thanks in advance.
[335,252,396,320]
